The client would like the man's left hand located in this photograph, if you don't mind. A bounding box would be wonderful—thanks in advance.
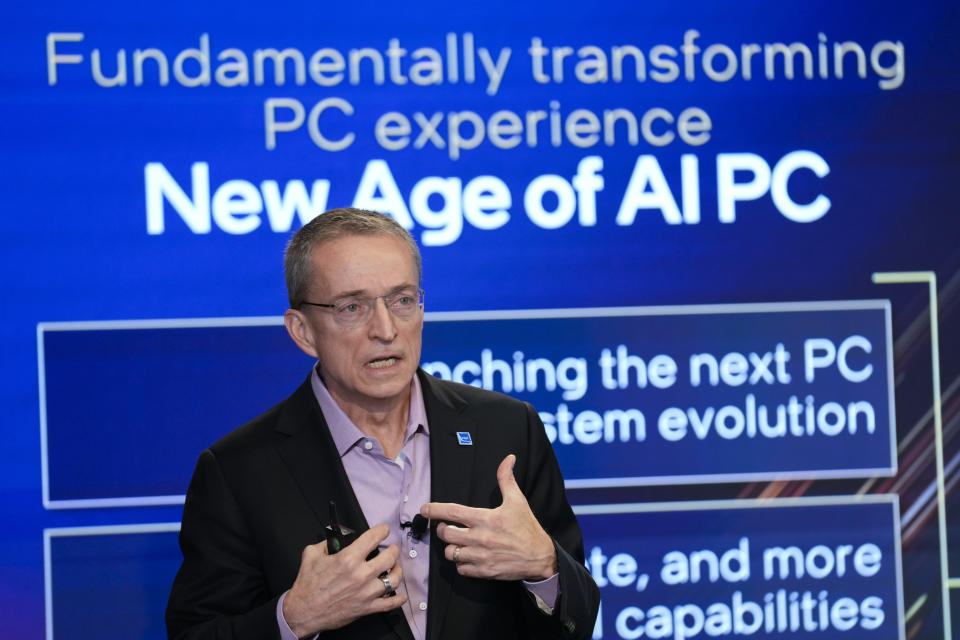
[420,454,558,581]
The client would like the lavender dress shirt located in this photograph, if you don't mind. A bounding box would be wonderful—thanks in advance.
[276,368,557,639]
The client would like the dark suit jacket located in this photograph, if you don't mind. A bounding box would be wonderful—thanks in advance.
[166,370,600,639]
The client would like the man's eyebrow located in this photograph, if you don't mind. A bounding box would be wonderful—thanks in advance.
[329,284,417,301]
[328,289,365,301]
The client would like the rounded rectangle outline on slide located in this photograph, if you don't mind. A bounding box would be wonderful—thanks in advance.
[42,522,182,640]
[39,496,904,640]
[573,494,905,640]
[36,299,895,508]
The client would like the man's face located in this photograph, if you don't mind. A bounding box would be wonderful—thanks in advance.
[292,233,423,412]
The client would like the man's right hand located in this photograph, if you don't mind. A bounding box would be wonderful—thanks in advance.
[282,524,406,637]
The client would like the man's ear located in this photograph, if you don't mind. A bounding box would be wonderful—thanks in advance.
[284,308,320,358]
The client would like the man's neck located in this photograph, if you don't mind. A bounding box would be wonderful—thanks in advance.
[328,384,412,459]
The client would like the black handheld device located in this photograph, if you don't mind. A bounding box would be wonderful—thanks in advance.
[323,500,394,596]
[324,500,380,561]
[324,500,359,554]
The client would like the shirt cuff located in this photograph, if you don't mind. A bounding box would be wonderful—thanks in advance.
[522,573,559,613]
[277,591,318,640]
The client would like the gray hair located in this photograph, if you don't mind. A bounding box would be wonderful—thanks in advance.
[284,208,422,308]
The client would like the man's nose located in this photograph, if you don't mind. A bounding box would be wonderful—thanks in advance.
[368,296,398,340]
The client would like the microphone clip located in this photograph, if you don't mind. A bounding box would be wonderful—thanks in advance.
[400,514,429,541]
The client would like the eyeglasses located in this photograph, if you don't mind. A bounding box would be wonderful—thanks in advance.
[299,288,424,327]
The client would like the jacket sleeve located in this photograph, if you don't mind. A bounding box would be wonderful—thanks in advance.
[517,401,601,640]
[166,449,282,640]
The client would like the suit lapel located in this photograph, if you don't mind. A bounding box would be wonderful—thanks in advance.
[419,371,477,640]
[274,378,369,534]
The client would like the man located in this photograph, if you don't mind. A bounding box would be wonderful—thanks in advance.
[166,208,600,639]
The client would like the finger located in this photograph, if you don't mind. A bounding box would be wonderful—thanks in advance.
[420,501,483,527]
[382,562,403,596]
[366,543,401,577]
[435,522,472,546]
[367,590,408,614]
[346,523,390,560]
[496,454,523,504]
[444,543,478,564]
[386,561,404,586]
[366,561,404,599]
[453,561,488,579]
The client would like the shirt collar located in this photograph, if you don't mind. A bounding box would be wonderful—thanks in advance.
[310,366,429,458]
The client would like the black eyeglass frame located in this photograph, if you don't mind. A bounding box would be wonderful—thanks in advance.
[297,289,425,324]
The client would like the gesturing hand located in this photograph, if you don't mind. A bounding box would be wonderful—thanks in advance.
[420,454,558,582]
[282,524,407,637]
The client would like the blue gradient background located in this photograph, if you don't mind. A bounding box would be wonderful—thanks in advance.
[2,1,959,637]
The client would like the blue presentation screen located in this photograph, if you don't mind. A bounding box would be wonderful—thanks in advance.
[2,0,958,638]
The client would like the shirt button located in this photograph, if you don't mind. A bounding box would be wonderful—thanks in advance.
[363,440,373,450]
[409,549,418,558]
[403,495,409,502]
[419,602,427,611]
